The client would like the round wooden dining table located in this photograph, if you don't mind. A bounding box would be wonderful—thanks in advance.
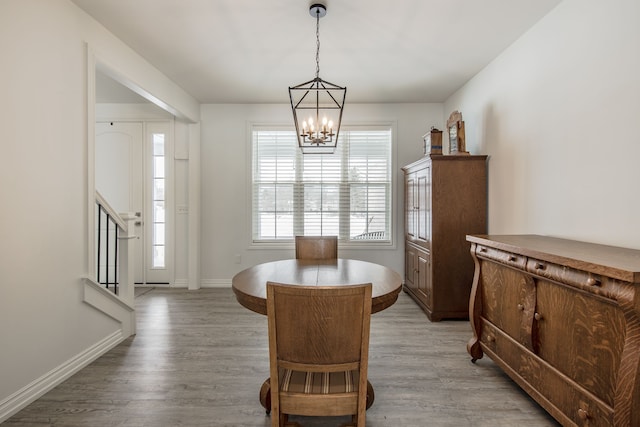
[231,258,403,413]
[232,258,403,315]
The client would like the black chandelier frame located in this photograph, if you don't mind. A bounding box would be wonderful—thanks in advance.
[288,3,346,154]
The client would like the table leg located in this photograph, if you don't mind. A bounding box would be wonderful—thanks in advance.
[258,377,376,414]
[259,378,271,414]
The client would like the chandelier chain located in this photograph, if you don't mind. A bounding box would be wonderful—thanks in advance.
[315,9,320,79]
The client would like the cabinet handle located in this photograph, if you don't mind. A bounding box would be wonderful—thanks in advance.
[487,335,495,342]
[508,255,516,262]
[586,277,601,287]
[479,247,487,253]
[534,312,543,321]
[517,303,524,311]
[577,408,589,420]
[534,262,545,270]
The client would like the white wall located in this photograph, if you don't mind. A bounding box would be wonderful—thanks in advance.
[200,103,442,283]
[444,0,640,249]
[0,0,198,419]
[0,0,109,403]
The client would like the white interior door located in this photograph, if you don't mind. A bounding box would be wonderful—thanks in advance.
[95,122,145,282]
[95,121,145,283]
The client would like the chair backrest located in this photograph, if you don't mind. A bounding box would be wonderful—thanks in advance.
[266,282,372,425]
[295,235,338,260]
[267,282,372,368]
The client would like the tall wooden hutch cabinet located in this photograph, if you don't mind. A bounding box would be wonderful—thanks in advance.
[402,155,487,321]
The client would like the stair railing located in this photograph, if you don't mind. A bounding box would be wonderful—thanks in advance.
[95,191,136,299]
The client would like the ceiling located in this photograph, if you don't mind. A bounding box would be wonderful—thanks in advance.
[74,0,562,104]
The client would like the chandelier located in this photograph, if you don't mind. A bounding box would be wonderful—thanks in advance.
[289,3,346,154]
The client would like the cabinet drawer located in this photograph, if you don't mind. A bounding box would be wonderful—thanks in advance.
[480,318,614,427]
[475,244,527,269]
[525,258,620,300]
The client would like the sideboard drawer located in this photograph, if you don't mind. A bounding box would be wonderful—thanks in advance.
[526,258,619,298]
[476,244,527,269]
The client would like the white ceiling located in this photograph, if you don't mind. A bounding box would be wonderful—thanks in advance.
[74,0,562,104]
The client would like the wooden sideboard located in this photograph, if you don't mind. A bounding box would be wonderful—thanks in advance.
[467,234,640,427]
[402,155,487,321]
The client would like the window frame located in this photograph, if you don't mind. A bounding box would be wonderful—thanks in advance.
[248,122,396,249]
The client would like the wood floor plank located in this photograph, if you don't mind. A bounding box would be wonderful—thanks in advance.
[4,288,559,426]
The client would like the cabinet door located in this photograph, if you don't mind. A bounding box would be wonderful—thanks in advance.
[416,166,430,244]
[479,260,534,345]
[405,243,417,291]
[416,250,432,309]
[405,171,416,239]
[534,279,625,408]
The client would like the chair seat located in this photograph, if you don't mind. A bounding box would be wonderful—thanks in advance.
[259,377,375,414]
[279,368,359,394]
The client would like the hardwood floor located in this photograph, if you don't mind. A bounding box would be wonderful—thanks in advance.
[4,288,559,426]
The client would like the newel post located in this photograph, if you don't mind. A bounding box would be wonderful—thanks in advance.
[118,212,138,334]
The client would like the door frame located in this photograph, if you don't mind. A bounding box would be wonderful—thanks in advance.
[86,45,200,290]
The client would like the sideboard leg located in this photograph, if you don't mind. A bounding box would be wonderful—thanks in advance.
[467,243,484,362]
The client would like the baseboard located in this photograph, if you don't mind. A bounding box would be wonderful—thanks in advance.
[0,330,124,423]
[171,279,188,288]
[201,279,231,288]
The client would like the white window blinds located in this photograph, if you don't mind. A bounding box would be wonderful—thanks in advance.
[252,126,392,243]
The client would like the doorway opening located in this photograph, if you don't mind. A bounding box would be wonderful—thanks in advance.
[94,71,174,286]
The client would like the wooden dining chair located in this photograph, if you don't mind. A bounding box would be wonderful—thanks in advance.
[295,235,338,260]
[266,282,372,427]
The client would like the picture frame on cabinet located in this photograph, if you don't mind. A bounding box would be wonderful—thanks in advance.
[446,110,469,155]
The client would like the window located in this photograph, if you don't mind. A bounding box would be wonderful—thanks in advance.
[151,133,165,268]
[252,126,392,243]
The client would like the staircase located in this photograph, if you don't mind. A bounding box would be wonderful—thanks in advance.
[83,191,137,337]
